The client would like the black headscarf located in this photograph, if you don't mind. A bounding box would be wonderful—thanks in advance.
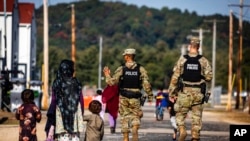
[52,59,82,133]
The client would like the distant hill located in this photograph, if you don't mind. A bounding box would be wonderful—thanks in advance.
[34,0,250,90]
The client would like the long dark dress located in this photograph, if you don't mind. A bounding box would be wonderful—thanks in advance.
[16,103,42,141]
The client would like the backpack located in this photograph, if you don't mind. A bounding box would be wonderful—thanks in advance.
[182,55,203,82]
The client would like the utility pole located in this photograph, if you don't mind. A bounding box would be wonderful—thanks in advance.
[227,10,234,111]
[0,0,7,110]
[191,28,210,55]
[229,0,250,109]
[3,0,7,69]
[204,19,225,106]
[237,0,243,110]
[71,4,76,76]
[42,0,49,110]
[181,44,187,56]
[98,36,103,89]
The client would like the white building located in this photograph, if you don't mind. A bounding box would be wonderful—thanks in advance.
[1,0,40,112]
[0,0,37,86]
[18,3,37,86]
[0,0,19,72]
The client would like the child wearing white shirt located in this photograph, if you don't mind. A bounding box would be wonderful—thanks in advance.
[93,89,106,120]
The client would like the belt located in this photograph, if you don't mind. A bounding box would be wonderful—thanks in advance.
[184,84,200,88]
[120,89,142,99]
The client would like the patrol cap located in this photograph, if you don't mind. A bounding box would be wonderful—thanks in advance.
[190,37,200,45]
[122,48,136,55]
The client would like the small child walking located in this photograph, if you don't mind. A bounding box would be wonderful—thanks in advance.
[167,98,177,141]
[155,87,165,121]
[83,100,104,141]
[15,89,42,141]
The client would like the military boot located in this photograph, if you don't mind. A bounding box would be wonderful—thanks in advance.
[132,125,139,141]
[123,132,129,141]
[191,128,200,141]
[138,110,143,118]
[178,126,187,141]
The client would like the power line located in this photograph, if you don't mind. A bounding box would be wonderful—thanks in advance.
[229,0,250,21]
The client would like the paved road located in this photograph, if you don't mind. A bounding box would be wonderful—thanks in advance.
[102,104,230,141]
[0,103,234,141]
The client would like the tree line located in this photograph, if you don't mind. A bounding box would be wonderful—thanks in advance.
[34,0,250,91]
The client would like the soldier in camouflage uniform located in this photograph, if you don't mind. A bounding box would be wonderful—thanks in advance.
[168,38,213,141]
[103,48,153,141]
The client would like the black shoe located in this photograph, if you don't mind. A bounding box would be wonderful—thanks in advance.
[110,127,115,134]
[172,133,176,141]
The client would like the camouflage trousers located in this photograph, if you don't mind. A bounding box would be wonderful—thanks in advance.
[119,95,142,133]
[174,87,204,140]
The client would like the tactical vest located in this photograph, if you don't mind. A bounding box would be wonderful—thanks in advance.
[119,64,142,89]
[182,55,202,82]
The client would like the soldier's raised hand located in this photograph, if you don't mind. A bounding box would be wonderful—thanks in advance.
[103,66,111,77]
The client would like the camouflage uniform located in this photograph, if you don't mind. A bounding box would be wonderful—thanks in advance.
[105,61,153,133]
[169,49,212,140]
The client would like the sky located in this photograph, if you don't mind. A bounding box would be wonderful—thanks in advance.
[19,0,250,21]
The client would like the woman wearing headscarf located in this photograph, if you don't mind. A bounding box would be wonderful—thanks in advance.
[45,59,84,141]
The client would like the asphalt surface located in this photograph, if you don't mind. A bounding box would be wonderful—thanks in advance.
[0,102,242,141]
[102,104,230,141]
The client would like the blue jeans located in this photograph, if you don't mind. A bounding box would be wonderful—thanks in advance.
[155,105,164,120]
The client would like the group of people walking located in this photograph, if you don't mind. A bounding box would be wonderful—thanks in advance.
[14,37,212,141]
